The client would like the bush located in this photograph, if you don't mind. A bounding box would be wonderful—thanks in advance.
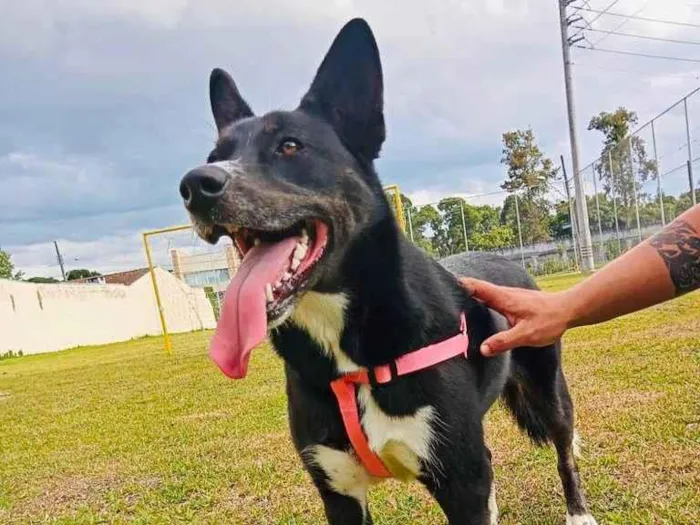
[527,255,577,277]
[0,350,23,360]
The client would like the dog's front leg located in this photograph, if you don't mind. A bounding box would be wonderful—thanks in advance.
[421,444,494,525]
[302,445,373,525]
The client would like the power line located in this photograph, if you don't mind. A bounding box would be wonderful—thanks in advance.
[591,0,650,46]
[584,0,623,27]
[568,0,623,40]
[574,45,700,63]
[574,26,700,46]
[576,62,700,79]
[573,7,700,28]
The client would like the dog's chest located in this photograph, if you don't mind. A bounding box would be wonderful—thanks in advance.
[357,385,436,479]
[289,292,438,479]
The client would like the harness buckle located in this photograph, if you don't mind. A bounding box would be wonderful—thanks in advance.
[460,313,469,358]
[368,361,398,388]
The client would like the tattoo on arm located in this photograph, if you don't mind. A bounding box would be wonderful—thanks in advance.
[649,220,700,296]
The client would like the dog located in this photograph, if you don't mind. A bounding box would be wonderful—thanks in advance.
[179,18,596,525]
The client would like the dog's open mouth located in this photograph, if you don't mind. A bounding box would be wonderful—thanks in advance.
[207,219,330,379]
[224,219,329,319]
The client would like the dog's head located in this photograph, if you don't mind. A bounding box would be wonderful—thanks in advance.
[180,19,389,377]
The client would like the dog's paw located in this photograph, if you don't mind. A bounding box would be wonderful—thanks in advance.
[566,514,597,525]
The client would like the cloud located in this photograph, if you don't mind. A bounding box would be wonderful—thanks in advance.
[2,0,700,274]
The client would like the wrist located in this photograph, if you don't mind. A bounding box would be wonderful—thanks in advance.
[556,288,583,330]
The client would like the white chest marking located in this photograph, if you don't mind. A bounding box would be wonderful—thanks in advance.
[289,291,440,479]
[289,292,359,373]
[304,445,370,508]
[357,386,438,478]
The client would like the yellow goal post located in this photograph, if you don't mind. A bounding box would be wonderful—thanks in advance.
[383,184,406,234]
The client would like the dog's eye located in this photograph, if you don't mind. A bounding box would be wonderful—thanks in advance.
[277,138,303,157]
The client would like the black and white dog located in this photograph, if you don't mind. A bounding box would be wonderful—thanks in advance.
[179,18,596,525]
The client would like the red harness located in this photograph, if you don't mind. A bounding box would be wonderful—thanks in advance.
[329,314,469,478]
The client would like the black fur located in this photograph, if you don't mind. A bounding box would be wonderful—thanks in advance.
[181,18,593,524]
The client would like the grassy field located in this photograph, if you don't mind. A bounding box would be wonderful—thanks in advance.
[1,274,698,524]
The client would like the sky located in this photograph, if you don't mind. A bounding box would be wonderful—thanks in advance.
[2,0,700,278]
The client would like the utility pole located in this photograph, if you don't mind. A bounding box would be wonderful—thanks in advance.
[561,155,580,270]
[558,0,595,272]
[54,241,67,281]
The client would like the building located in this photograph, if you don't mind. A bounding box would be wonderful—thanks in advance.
[170,244,240,296]
[73,268,150,285]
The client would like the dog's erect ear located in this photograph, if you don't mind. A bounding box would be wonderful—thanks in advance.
[209,68,254,133]
[300,18,385,161]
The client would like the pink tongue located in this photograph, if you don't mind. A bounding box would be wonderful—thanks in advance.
[210,236,299,378]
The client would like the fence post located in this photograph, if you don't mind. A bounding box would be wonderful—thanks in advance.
[608,151,622,254]
[406,206,415,242]
[591,163,604,263]
[560,155,580,271]
[459,201,469,252]
[684,97,697,206]
[514,192,525,269]
[628,138,643,242]
[651,120,665,226]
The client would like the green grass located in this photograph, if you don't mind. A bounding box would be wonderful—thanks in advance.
[1,274,698,524]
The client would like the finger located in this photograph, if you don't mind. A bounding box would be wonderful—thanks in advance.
[480,323,530,356]
[459,278,511,310]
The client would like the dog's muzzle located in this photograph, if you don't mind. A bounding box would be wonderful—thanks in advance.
[179,164,231,216]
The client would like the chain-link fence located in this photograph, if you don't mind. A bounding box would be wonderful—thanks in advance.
[400,87,699,275]
[577,87,699,267]
[401,180,581,277]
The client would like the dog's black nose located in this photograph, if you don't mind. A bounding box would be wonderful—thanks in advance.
[179,165,230,215]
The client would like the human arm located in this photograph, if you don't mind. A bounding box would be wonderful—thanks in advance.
[461,204,700,356]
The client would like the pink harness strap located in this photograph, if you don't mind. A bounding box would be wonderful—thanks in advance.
[329,313,469,478]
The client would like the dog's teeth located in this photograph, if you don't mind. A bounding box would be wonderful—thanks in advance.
[283,271,293,281]
[265,283,274,303]
[291,257,300,271]
[293,242,307,261]
[274,281,281,289]
[301,229,309,245]
[254,238,261,246]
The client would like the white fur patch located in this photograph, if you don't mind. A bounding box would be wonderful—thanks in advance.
[357,386,439,479]
[289,291,360,373]
[209,159,243,176]
[572,430,582,459]
[566,514,598,525]
[304,445,370,507]
[488,481,498,524]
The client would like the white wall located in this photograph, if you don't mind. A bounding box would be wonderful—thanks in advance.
[0,267,216,355]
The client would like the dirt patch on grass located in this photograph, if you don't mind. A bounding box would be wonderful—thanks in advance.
[17,473,119,518]
[10,472,161,521]
[585,389,665,415]
[176,410,231,421]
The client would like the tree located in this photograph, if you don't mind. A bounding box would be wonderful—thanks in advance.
[0,250,24,280]
[436,198,469,256]
[67,269,101,281]
[26,277,60,284]
[585,192,618,233]
[588,108,657,226]
[400,194,439,255]
[550,200,573,238]
[500,129,558,244]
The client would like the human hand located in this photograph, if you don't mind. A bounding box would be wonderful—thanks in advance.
[459,277,574,356]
